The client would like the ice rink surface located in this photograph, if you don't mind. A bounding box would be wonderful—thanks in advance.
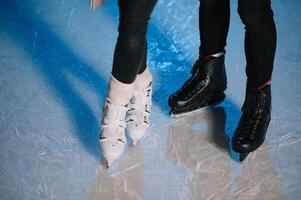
[0,0,300,199]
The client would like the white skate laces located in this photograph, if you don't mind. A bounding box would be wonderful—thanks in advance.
[126,82,152,145]
[100,98,128,167]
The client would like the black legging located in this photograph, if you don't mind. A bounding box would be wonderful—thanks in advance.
[199,0,277,87]
[112,0,157,84]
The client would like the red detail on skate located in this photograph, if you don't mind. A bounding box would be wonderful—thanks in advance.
[201,50,225,60]
[257,78,272,91]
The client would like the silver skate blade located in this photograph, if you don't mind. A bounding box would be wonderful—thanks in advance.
[170,105,210,118]
[104,158,114,169]
[239,153,250,162]
[169,98,225,118]
[130,136,138,146]
[129,135,139,146]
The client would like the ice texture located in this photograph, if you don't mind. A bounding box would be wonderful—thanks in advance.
[0,0,300,199]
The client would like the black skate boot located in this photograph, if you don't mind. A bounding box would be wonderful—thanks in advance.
[232,80,272,161]
[168,54,227,117]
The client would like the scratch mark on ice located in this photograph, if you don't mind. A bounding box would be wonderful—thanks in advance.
[206,192,216,200]
[60,0,66,6]
[32,31,38,47]
[111,162,143,177]
[68,5,76,30]
[172,143,181,165]
[14,126,21,137]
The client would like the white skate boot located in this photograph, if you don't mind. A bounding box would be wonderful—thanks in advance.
[100,98,129,168]
[100,75,135,167]
[126,82,152,146]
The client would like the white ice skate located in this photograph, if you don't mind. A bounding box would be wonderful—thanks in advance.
[126,82,152,146]
[100,98,129,167]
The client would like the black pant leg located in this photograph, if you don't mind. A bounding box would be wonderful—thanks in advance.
[238,0,277,86]
[112,0,157,83]
[199,0,230,57]
[138,41,147,74]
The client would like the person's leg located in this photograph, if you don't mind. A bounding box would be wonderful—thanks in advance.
[232,0,276,160]
[112,0,156,84]
[168,0,230,116]
[101,0,157,167]
[238,0,277,87]
[138,44,147,74]
[199,0,230,57]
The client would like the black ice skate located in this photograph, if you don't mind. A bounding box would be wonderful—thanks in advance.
[232,80,272,161]
[168,54,227,117]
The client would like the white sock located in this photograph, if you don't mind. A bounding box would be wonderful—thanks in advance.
[135,67,153,91]
[108,75,135,106]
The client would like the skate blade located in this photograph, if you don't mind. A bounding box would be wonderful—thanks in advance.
[128,128,149,146]
[239,153,249,162]
[170,105,209,118]
[132,139,138,146]
[128,134,142,146]
[104,158,114,169]
[170,97,225,118]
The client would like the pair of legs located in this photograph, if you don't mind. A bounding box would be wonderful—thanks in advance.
[199,0,276,86]
[100,0,157,167]
[169,0,277,161]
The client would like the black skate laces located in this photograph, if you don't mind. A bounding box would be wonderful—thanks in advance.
[237,90,267,138]
[178,64,208,96]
